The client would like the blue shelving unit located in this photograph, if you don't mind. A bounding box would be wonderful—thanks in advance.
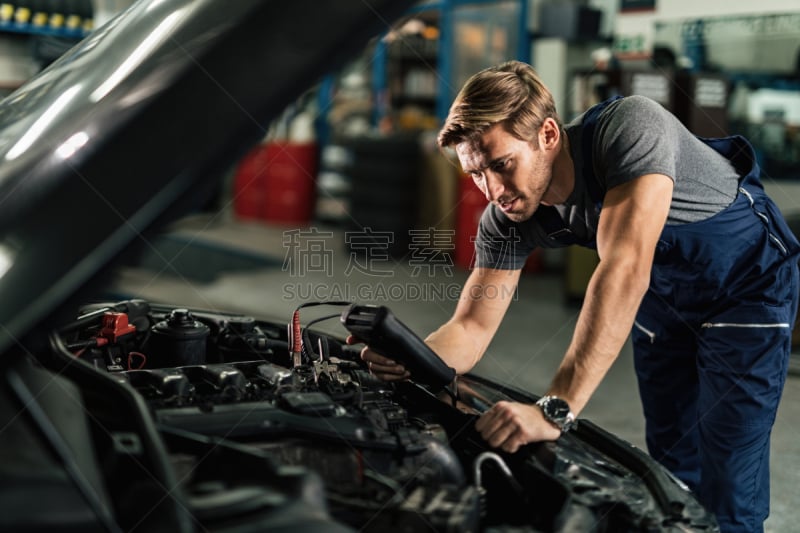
[0,1,93,40]
[0,20,89,39]
[371,0,530,128]
[316,0,531,145]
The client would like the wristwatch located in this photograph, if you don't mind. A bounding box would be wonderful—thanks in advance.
[535,395,576,433]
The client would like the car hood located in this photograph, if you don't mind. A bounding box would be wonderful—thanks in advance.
[0,0,414,356]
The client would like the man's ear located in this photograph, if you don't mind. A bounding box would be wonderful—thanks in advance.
[539,117,560,151]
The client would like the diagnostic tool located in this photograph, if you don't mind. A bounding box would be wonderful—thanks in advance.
[341,304,456,389]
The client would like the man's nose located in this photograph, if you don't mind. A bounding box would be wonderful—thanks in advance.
[483,172,505,202]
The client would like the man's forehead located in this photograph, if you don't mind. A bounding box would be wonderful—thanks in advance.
[455,129,501,164]
[455,138,484,156]
[457,127,494,150]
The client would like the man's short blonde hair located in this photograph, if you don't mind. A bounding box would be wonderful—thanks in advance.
[437,60,560,149]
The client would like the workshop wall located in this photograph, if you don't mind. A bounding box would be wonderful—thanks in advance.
[0,35,37,89]
[614,0,800,64]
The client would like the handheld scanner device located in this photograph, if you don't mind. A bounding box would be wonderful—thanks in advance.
[341,304,456,389]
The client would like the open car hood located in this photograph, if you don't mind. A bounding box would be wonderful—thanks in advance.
[0,0,413,355]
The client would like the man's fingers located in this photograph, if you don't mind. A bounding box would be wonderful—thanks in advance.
[368,362,406,375]
[476,402,537,452]
[345,334,360,345]
[476,402,561,452]
[500,429,523,453]
[359,346,411,381]
[475,402,511,434]
[360,348,398,366]
[373,370,411,382]
[371,354,398,366]
[486,421,517,449]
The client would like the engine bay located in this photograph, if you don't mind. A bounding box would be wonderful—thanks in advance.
[40,299,718,532]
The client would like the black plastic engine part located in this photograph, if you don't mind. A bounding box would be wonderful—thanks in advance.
[148,309,210,366]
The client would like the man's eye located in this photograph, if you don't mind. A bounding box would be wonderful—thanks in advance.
[492,160,507,171]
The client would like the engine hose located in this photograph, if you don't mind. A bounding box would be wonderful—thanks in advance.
[473,451,524,516]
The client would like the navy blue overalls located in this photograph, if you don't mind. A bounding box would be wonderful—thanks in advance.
[536,97,800,532]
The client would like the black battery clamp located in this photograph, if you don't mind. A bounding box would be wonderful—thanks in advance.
[340,304,456,390]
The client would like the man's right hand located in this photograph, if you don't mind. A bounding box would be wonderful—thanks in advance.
[346,335,410,381]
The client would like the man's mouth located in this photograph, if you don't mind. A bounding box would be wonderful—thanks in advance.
[499,198,518,212]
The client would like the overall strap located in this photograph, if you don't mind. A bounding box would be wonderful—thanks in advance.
[536,96,623,246]
[701,134,761,189]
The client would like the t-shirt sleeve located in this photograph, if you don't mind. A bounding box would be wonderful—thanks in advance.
[473,204,536,270]
[594,95,680,190]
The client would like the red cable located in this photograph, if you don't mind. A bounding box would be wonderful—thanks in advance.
[292,310,302,354]
[127,351,147,370]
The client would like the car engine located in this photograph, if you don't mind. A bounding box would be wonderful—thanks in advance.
[36,299,719,532]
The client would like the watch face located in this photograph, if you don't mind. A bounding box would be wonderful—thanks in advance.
[545,398,571,421]
[537,396,574,431]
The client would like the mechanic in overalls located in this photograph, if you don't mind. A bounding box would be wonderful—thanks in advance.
[361,61,799,532]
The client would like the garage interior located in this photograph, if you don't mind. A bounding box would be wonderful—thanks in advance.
[1,0,798,531]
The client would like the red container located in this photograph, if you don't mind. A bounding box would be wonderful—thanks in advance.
[232,142,318,225]
[262,142,318,225]
[232,146,269,221]
[454,176,488,269]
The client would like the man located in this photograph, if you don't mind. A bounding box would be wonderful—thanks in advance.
[359,60,798,532]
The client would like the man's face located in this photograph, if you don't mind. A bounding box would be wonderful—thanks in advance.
[455,123,554,223]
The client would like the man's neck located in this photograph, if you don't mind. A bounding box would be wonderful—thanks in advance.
[542,132,575,206]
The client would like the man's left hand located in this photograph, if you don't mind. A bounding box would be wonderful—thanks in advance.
[475,401,562,453]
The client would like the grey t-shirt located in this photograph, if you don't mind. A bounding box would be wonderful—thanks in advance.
[475,95,740,270]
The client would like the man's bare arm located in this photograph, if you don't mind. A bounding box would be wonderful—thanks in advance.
[548,173,673,414]
[425,267,522,373]
[475,173,673,452]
